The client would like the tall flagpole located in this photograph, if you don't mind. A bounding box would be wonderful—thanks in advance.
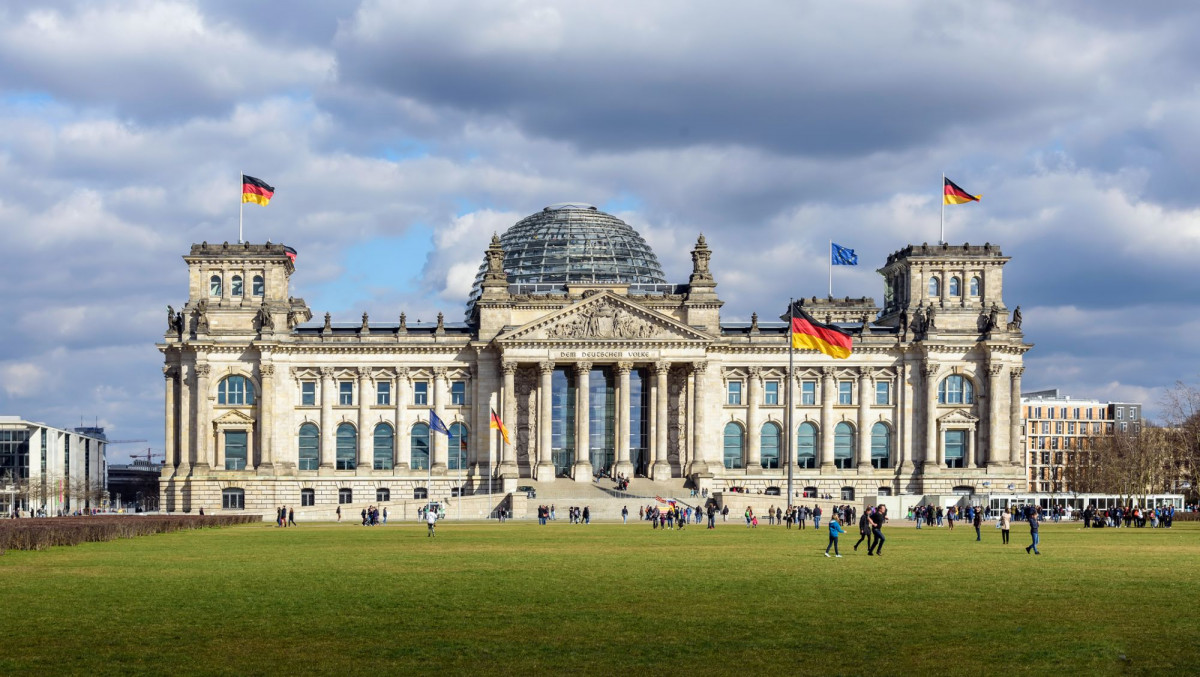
[239,173,244,244]
[939,173,945,245]
[827,240,832,297]
[786,298,794,510]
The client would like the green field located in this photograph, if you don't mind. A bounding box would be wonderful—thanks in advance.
[1,518,1197,675]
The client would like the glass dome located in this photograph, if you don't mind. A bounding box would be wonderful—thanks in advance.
[466,204,668,314]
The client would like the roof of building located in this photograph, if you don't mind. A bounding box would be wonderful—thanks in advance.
[467,204,668,312]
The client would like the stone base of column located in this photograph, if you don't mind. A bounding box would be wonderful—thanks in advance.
[744,465,763,476]
[922,462,940,474]
[650,461,672,481]
[431,463,449,476]
[191,463,211,475]
[614,461,635,478]
[532,462,554,481]
[987,460,1010,469]
[898,461,916,475]
[255,462,274,476]
[498,461,518,478]
[396,463,411,472]
[856,464,874,475]
[685,460,713,476]
[819,462,836,474]
[572,462,593,482]
[175,464,191,478]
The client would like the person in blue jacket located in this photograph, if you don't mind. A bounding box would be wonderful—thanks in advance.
[824,514,846,558]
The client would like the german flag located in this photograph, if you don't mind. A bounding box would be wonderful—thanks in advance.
[242,175,275,206]
[943,177,980,205]
[790,307,853,359]
[490,408,511,445]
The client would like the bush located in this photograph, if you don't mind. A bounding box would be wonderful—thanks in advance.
[0,515,262,555]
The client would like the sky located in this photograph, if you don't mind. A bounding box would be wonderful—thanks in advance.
[3,0,1200,462]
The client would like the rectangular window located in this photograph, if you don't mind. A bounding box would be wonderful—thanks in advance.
[1120,422,1127,432]
[1093,422,1101,435]
[1035,407,1042,418]
[764,381,779,405]
[451,380,466,405]
[300,489,315,507]
[339,381,353,406]
[301,381,316,406]
[1042,452,1050,465]
[1116,407,1124,420]
[1054,452,1063,465]
[413,381,428,405]
[224,431,247,471]
[1067,422,1075,435]
[1073,408,1080,419]
[944,430,965,468]
[727,381,742,405]
[875,381,890,405]
[838,381,852,405]
[1055,421,1063,434]
[338,488,352,505]
[1048,409,1054,419]
[1041,422,1050,434]
[801,381,816,406]
[376,382,391,406]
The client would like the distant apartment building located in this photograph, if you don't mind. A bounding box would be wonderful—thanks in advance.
[0,416,109,515]
[1021,389,1142,493]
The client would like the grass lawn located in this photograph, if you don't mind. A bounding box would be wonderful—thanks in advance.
[1,518,1197,675]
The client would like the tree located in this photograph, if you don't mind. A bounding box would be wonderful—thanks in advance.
[1161,381,1199,502]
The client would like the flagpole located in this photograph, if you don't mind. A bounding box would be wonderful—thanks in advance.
[940,173,945,245]
[786,297,794,511]
[239,173,244,244]
[828,240,832,297]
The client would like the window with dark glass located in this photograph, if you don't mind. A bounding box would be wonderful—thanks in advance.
[764,381,779,405]
[252,275,264,296]
[723,422,744,469]
[727,381,742,405]
[224,430,247,470]
[413,382,428,405]
[937,375,975,404]
[339,381,353,406]
[875,381,890,405]
[797,422,817,469]
[449,423,468,471]
[376,488,390,502]
[231,275,243,297]
[870,422,891,469]
[210,274,222,296]
[218,375,255,406]
[373,423,394,470]
[300,488,314,506]
[376,382,391,406]
[301,381,316,406]
[336,423,356,470]
[338,488,352,504]
[838,381,852,405]
[945,430,966,468]
[222,488,244,509]
[298,423,319,470]
[834,422,855,469]
[801,381,816,406]
[411,423,430,470]
[760,422,781,469]
[451,381,466,405]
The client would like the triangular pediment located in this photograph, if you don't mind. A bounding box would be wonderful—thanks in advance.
[938,409,979,424]
[213,409,256,424]
[496,292,712,343]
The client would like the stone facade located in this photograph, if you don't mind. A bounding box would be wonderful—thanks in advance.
[159,233,1031,516]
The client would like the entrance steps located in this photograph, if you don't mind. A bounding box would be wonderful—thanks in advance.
[516,477,708,520]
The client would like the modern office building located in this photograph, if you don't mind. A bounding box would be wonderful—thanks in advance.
[0,416,109,515]
[1021,389,1142,493]
[159,203,1031,515]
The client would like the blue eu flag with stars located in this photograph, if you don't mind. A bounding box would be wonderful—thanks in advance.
[429,409,450,435]
[831,243,858,266]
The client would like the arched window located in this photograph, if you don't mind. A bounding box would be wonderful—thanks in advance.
[760,422,781,469]
[834,422,855,469]
[448,423,468,471]
[222,488,244,510]
[411,423,430,471]
[938,375,976,404]
[797,422,818,469]
[217,375,256,405]
[928,276,940,297]
[231,275,243,297]
[252,275,264,296]
[209,274,222,296]
[969,276,981,296]
[336,423,357,470]
[298,423,319,470]
[373,423,394,470]
[871,422,892,469]
[949,276,961,297]
[723,422,744,469]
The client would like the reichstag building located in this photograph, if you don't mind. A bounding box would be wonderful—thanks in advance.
[158,204,1030,514]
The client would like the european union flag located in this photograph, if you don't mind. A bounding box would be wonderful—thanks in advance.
[831,242,858,266]
[429,409,450,435]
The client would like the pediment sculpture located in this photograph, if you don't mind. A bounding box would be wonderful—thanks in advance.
[544,300,662,340]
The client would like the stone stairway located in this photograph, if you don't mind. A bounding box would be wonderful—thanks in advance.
[516,477,706,520]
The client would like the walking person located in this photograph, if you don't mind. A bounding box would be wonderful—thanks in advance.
[1025,505,1040,555]
[867,506,887,556]
[1000,508,1011,544]
[853,508,873,552]
[622,505,628,524]
[813,505,822,530]
[824,513,846,558]
[335,505,341,522]
[426,505,438,537]
[973,507,982,541]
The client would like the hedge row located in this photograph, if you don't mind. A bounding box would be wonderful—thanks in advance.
[0,515,262,555]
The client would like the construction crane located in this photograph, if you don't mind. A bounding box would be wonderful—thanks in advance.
[130,448,163,465]
[106,439,148,445]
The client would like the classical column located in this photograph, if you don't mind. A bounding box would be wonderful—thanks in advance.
[357,367,372,471]
[651,361,671,481]
[924,363,941,471]
[178,364,191,473]
[163,366,177,469]
[537,361,556,480]
[395,368,410,470]
[194,362,212,471]
[1009,367,1024,466]
[746,366,762,473]
[898,361,914,472]
[499,361,519,477]
[691,361,709,475]
[857,367,873,473]
[819,366,836,472]
[432,367,449,473]
[319,367,335,470]
[573,362,593,481]
[614,362,634,478]
[257,363,275,472]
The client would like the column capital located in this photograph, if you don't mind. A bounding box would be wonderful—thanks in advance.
[575,361,593,374]
[692,360,708,375]
[319,366,336,379]
[396,366,409,380]
[433,366,449,379]
[502,360,519,376]
[987,363,1004,377]
[194,363,211,378]
[259,364,275,378]
[748,365,762,378]
[356,366,371,379]
[922,362,939,378]
[163,365,178,379]
[539,360,555,375]
[821,365,836,379]
[654,360,671,375]
[615,361,633,375]
[857,366,874,379]
[1010,366,1024,379]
